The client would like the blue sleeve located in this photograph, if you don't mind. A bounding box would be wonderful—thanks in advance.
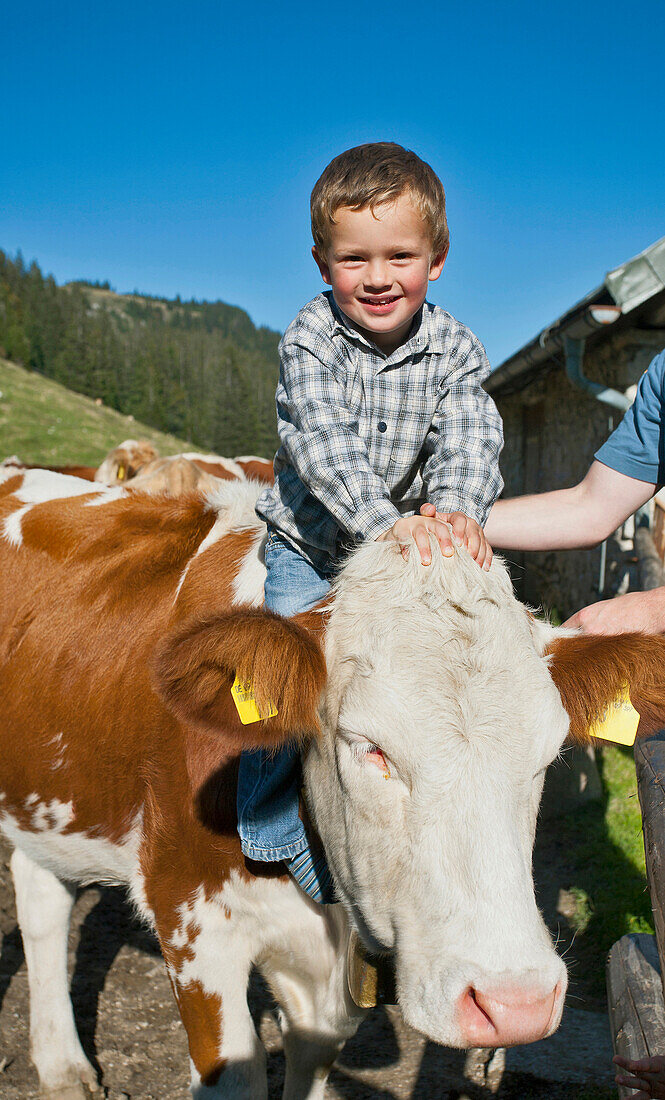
[594,349,665,486]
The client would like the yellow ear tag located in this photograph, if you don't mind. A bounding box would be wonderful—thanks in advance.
[117,464,126,481]
[588,684,640,746]
[231,676,278,725]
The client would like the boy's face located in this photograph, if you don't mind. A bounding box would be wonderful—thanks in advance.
[312,193,447,355]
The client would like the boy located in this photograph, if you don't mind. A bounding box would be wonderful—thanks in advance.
[238,142,504,902]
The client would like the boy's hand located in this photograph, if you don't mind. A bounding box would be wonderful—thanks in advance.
[419,503,493,570]
[614,1054,665,1098]
[376,515,455,565]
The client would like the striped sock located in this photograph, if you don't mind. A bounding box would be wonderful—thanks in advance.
[288,848,336,904]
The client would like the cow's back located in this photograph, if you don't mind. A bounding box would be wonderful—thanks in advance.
[0,477,243,876]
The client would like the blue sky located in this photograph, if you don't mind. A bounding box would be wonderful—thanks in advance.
[2,0,663,367]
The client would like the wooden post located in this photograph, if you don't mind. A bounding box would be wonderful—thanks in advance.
[635,525,665,591]
[607,934,665,1097]
[653,495,665,564]
[634,730,665,999]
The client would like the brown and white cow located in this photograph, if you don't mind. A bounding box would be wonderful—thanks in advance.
[233,455,275,484]
[179,452,273,484]
[1,467,664,1100]
[124,455,227,497]
[96,445,274,489]
[5,445,274,493]
[94,439,159,484]
[123,455,275,496]
[1,456,97,480]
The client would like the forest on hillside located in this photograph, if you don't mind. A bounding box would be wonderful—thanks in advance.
[0,249,281,456]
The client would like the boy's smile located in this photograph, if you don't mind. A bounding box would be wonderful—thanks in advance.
[313,194,447,355]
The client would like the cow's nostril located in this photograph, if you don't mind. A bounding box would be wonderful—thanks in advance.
[468,987,494,1027]
[461,986,498,1036]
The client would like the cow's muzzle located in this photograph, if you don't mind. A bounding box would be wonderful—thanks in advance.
[456,975,566,1047]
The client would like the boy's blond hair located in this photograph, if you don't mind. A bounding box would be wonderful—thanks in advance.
[310,142,449,258]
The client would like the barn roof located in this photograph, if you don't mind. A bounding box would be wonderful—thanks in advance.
[487,235,665,396]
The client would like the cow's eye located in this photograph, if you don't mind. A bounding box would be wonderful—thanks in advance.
[364,743,391,776]
[340,731,393,778]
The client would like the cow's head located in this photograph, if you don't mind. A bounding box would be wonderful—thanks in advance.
[304,540,665,1049]
[95,440,159,485]
[153,539,665,1051]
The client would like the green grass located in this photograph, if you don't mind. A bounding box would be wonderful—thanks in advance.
[0,358,193,464]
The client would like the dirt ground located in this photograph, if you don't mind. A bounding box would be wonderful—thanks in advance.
[0,795,617,1100]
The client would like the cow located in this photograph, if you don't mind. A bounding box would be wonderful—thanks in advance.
[94,439,159,484]
[5,445,274,499]
[96,446,274,488]
[125,455,227,497]
[180,451,273,484]
[234,455,275,484]
[179,452,247,482]
[124,455,275,495]
[1,456,97,480]
[1,466,664,1100]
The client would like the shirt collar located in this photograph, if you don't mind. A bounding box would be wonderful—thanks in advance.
[326,292,447,365]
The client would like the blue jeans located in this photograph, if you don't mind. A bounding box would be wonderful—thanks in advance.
[237,529,333,861]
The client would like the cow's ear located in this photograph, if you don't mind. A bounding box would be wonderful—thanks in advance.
[153,609,326,750]
[546,633,665,745]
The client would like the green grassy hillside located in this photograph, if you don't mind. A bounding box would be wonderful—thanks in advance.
[0,357,193,465]
[0,249,280,456]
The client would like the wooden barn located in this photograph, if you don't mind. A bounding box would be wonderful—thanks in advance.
[486,235,665,617]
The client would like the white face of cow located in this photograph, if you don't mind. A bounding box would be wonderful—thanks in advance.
[304,539,569,1049]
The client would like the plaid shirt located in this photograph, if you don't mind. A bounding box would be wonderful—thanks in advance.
[256,292,503,572]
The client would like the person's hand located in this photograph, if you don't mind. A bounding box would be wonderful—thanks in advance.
[419,502,493,570]
[376,515,455,565]
[563,588,665,635]
[614,1053,665,1098]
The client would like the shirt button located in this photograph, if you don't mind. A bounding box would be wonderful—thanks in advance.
[378,420,387,433]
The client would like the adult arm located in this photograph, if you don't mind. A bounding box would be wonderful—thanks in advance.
[485,461,664,634]
[484,460,656,550]
[487,348,665,550]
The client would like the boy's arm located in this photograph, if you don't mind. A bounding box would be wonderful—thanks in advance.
[277,339,401,542]
[421,341,504,525]
[484,460,656,550]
